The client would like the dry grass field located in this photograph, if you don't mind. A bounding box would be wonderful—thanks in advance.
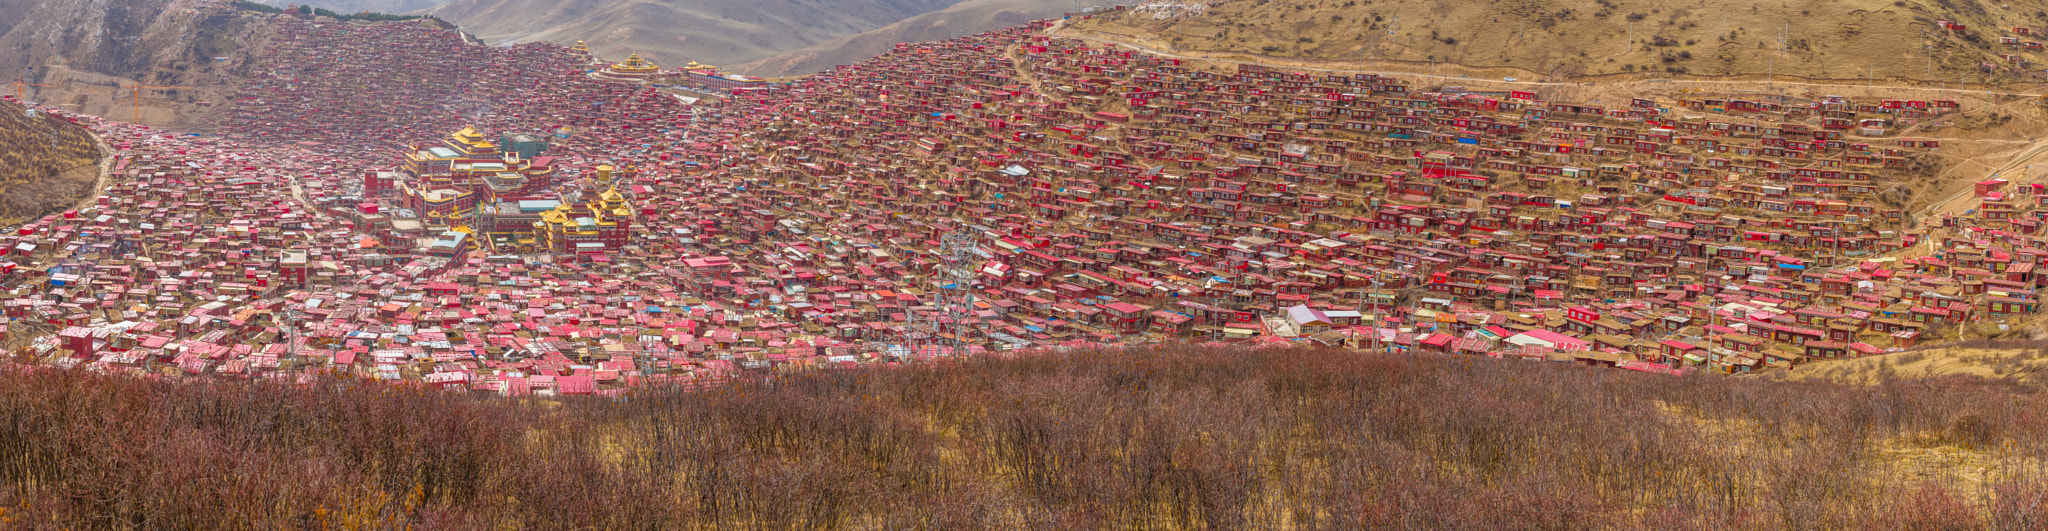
[1770,341,2048,386]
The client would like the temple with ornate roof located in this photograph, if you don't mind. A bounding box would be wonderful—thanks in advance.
[377,126,557,222]
[591,52,660,83]
[531,164,635,258]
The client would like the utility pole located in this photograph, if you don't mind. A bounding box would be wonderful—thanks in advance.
[1355,285,1368,351]
[1387,15,1399,56]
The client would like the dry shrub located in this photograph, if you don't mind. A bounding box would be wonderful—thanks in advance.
[0,345,2039,527]
[1869,483,1981,530]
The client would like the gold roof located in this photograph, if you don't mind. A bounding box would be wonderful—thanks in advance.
[450,126,496,149]
[612,52,658,73]
[539,205,570,226]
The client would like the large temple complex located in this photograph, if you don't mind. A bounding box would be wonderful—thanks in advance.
[370,126,558,221]
[530,167,635,257]
[592,52,661,83]
[571,39,663,83]
[373,126,638,257]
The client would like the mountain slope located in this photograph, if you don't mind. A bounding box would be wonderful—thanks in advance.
[732,0,1068,77]
[0,0,276,128]
[1069,0,2048,82]
[421,0,964,67]
[0,101,102,225]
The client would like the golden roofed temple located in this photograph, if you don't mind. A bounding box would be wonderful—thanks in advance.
[381,126,559,222]
[592,52,661,83]
[448,126,497,155]
[533,179,636,257]
[572,40,590,55]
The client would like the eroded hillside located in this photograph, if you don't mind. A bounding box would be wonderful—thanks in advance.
[0,0,276,128]
[733,0,1071,77]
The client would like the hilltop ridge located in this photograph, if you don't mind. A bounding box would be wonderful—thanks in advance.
[421,0,966,67]
[1069,0,2048,83]
[733,0,1073,77]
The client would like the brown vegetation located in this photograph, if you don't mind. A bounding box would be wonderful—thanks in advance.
[0,101,100,226]
[1777,340,2048,387]
[3,345,2048,527]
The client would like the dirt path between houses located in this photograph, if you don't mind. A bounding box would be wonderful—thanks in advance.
[68,128,116,214]
[1917,140,2048,218]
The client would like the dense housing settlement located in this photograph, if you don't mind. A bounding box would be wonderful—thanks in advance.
[3,12,2043,393]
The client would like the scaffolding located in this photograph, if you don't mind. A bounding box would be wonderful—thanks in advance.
[897,230,979,361]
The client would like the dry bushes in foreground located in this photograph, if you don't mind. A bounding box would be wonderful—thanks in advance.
[1,346,2048,529]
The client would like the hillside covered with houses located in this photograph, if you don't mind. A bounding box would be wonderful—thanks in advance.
[0,7,2043,391]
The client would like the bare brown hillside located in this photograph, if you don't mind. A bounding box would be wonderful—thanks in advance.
[0,101,102,226]
[421,0,966,67]
[1072,0,2048,84]
[733,0,1069,77]
[0,0,276,128]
